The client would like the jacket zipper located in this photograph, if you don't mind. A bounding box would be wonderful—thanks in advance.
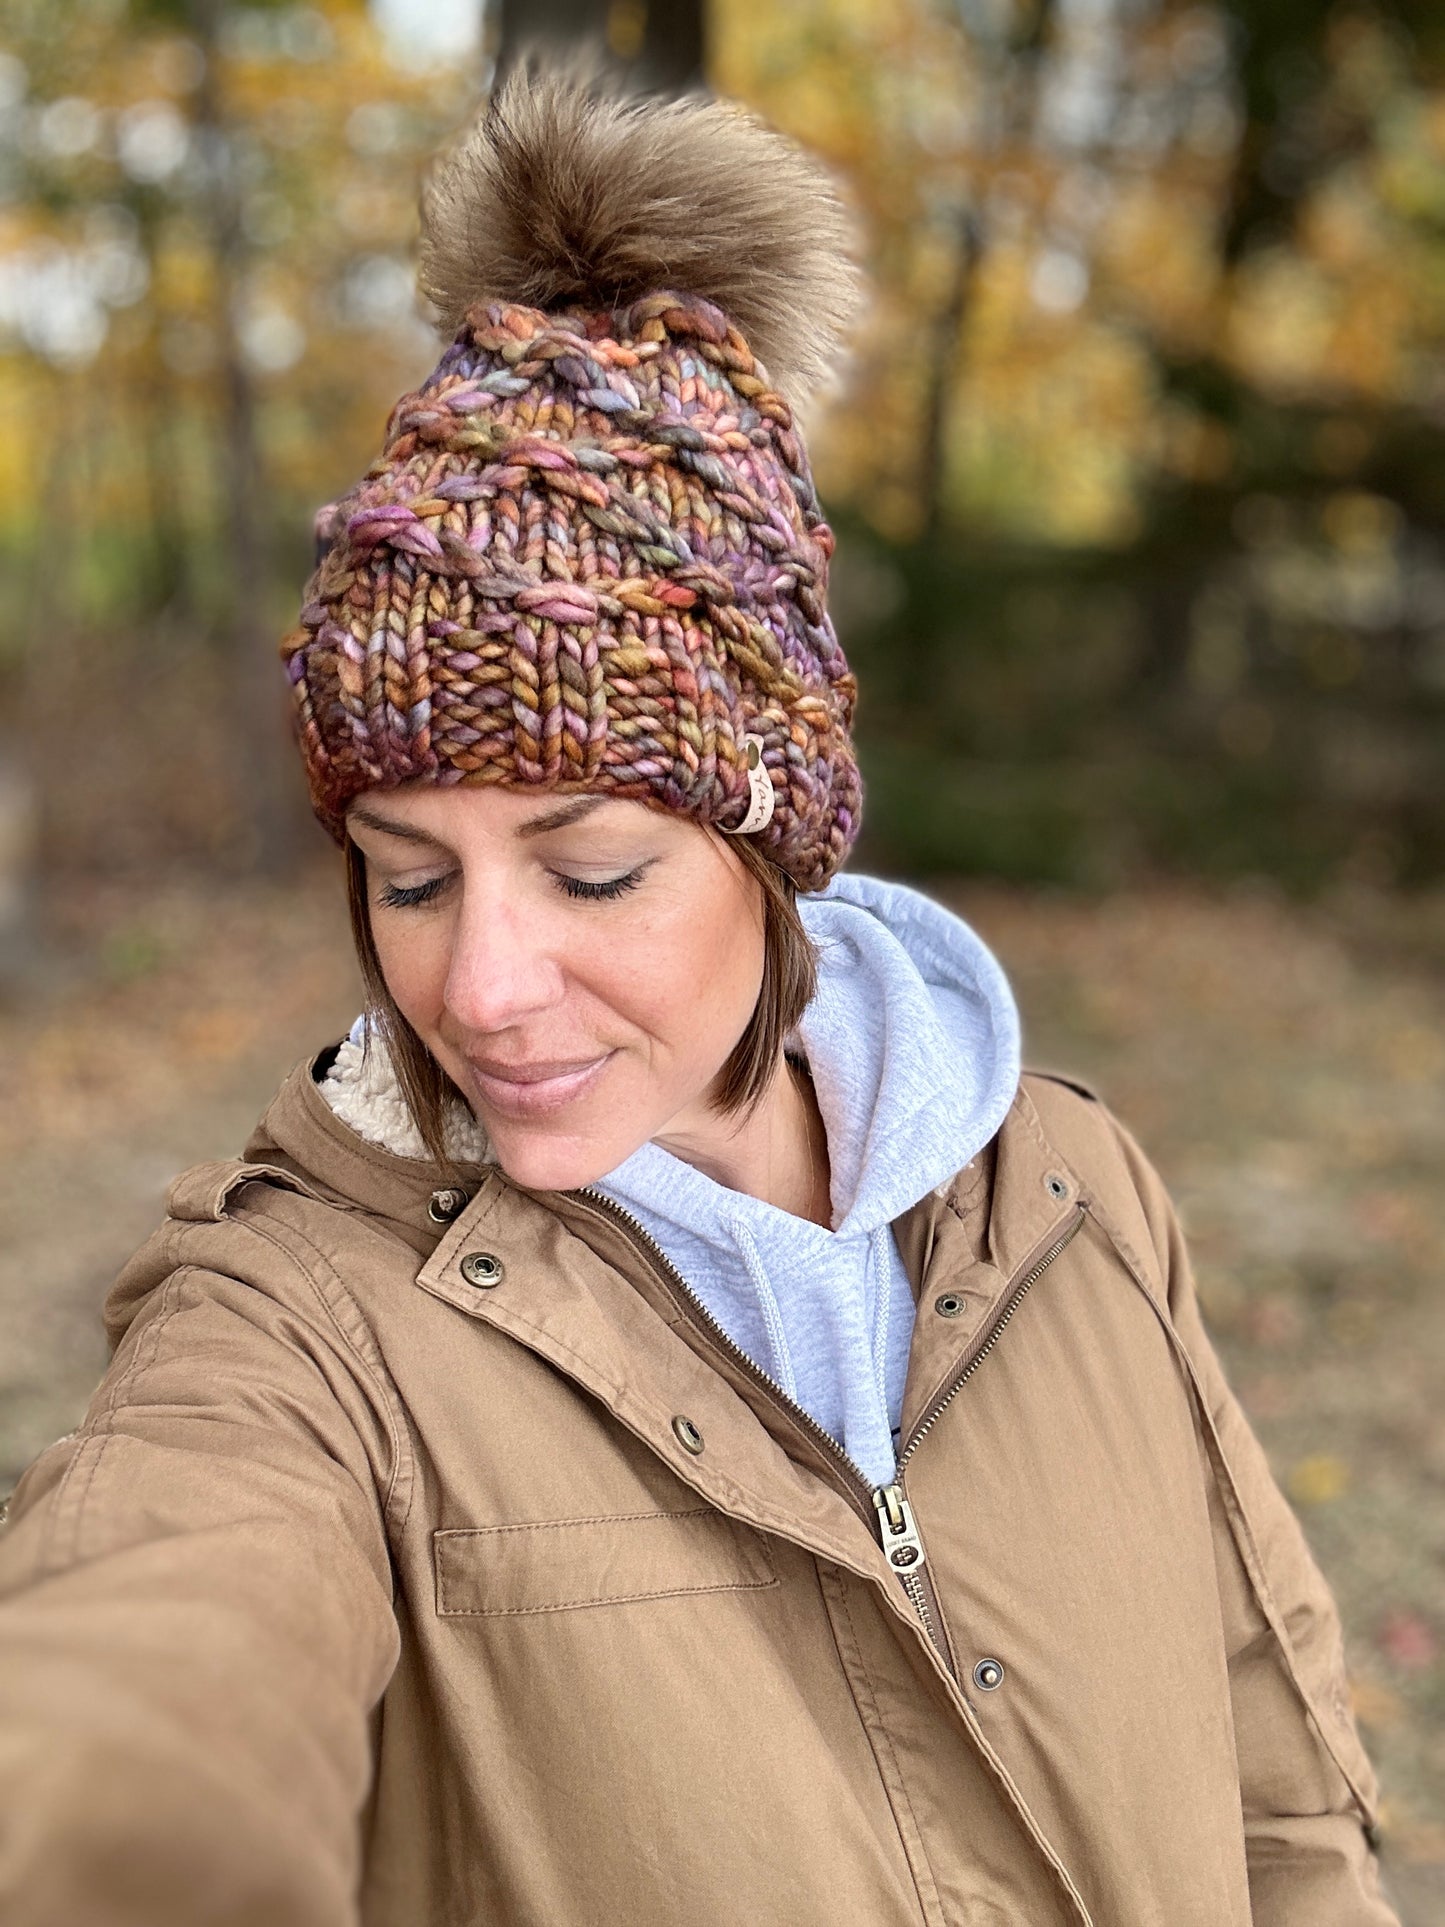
[553,1183,1083,1673]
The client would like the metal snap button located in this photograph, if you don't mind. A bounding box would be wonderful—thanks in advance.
[973,1657,1005,1691]
[428,1187,469,1224]
[671,1415,705,1455]
[459,1251,504,1288]
[1045,1174,1069,1201]
[934,1291,965,1318]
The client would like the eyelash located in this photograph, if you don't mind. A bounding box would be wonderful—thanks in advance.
[377,876,449,910]
[556,867,645,902]
[376,868,645,910]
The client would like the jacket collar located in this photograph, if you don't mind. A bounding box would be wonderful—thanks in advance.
[242,1044,1085,1451]
[243,1042,1085,1297]
[246,1039,1081,1261]
[240,1048,492,1251]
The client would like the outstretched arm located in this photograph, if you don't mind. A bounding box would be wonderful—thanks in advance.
[0,1215,402,1927]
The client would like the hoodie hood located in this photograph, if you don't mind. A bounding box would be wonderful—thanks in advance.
[803,870,1019,1232]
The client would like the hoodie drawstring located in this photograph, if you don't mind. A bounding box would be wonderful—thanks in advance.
[730,1218,799,1401]
[868,1223,894,1421]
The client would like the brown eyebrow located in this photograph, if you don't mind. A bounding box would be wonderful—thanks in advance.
[347,794,612,848]
[514,795,611,839]
[348,805,445,851]
[347,806,444,849]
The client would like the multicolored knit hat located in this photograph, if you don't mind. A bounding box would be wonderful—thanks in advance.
[281,63,864,893]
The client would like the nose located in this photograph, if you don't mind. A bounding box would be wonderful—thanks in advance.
[441,887,566,1034]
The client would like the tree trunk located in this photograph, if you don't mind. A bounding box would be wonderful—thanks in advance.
[188,0,306,874]
[496,0,706,92]
[918,202,983,544]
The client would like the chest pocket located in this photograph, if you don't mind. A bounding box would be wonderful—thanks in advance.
[433,1507,778,1617]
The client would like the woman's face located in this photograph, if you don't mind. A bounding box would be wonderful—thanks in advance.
[346,781,766,1190]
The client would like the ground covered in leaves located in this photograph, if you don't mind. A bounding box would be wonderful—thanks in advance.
[2,863,1442,1921]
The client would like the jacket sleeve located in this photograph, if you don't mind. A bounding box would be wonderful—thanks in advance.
[1103,1114,1400,1927]
[0,1205,403,1927]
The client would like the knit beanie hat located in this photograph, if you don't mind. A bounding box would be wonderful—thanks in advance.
[281,62,864,893]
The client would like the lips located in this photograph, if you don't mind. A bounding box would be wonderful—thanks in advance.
[469,1056,605,1086]
[464,1049,615,1120]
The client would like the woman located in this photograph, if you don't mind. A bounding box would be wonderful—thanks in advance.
[0,61,1399,1927]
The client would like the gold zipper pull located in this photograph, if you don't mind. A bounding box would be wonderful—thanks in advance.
[872,1483,927,1573]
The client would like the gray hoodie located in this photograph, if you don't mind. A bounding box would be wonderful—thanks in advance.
[592,874,1021,1486]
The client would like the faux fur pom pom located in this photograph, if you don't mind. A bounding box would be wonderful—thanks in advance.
[417,57,862,400]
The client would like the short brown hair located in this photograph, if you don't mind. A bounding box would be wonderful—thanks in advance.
[344,831,818,1172]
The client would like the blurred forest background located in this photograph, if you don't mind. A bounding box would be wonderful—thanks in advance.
[5,0,1445,886]
[1,0,1444,1916]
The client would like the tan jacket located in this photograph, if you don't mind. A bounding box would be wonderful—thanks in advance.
[0,1051,1398,1926]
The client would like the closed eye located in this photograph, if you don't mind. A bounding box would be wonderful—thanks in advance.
[378,874,451,910]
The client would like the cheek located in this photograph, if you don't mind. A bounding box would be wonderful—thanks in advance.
[616,874,763,1058]
[372,916,451,1035]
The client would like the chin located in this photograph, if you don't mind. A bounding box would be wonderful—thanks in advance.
[486,1124,631,1196]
